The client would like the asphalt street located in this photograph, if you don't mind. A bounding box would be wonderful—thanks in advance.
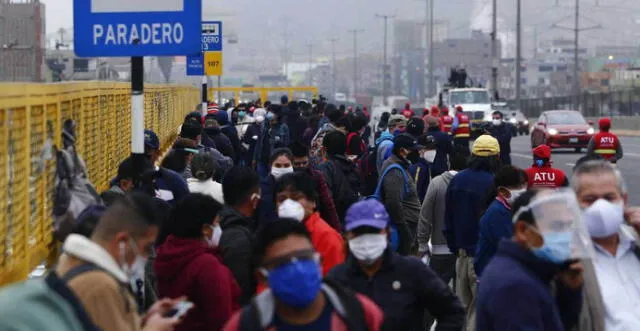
[509,135,640,205]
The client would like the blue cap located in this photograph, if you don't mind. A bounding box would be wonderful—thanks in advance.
[345,200,390,231]
[144,129,160,149]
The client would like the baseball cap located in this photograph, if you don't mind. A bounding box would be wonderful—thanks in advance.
[533,144,551,159]
[144,129,160,150]
[418,134,437,149]
[407,117,425,137]
[394,133,425,151]
[472,135,500,156]
[388,114,407,127]
[345,200,390,231]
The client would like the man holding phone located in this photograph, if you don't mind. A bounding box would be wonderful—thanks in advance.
[55,193,189,331]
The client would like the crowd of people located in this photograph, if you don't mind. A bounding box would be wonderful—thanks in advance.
[1,96,639,331]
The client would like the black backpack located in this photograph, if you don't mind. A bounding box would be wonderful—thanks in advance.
[357,135,393,196]
[238,279,367,331]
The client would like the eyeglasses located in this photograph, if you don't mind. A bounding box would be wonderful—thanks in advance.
[260,249,320,272]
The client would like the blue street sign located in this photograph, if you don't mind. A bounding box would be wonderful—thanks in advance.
[186,54,204,76]
[74,0,202,57]
[202,21,222,52]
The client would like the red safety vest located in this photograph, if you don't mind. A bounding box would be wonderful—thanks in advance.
[454,114,470,138]
[441,115,453,134]
[592,132,619,161]
[525,166,567,189]
[402,109,415,119]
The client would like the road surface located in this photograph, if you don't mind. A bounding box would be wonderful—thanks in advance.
[509,135,640,205]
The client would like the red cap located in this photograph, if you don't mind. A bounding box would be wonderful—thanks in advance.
[455,105,463,112]
[405,103,411,109]
[533,144,551,159]
[599,117,611,131]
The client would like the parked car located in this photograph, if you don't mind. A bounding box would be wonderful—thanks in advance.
[506,110,529,136]
[531,110,595,152]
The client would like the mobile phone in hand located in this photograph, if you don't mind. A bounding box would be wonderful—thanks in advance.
[164,301,194,319]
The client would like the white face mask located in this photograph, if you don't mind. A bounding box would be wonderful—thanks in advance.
[348,234,388,265]
[271,166,294,179]
[120,239,148,280]
[207,225,223,247]
[583,199,625,238]
[507,188,526,204]
[278,199,306,222]
[492,119,502,126]
[422,150,437,163]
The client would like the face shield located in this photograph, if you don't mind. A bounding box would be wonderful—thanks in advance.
[513,189,595,262]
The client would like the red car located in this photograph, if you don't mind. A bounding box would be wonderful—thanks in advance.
[531,110,595,152]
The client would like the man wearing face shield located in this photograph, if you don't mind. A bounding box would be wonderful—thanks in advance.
[328,200,465,331]
[572,160,640,330]
[476,189,588,331]
[55,193,186,331]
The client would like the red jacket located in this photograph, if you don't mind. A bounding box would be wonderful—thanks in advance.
[441,115,454,134]
[592,131,620,160]
[154,235,241,331]
[402,108,415,119]
[306,212,346,276]
[525,165,568,189]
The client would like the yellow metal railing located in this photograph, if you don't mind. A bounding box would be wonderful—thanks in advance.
[0,82,198,285]
[208,86,318,104]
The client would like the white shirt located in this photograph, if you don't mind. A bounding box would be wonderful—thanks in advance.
[187,178,224,204]
[593,229,640,331]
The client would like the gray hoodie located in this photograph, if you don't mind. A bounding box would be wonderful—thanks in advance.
[417,170,457,255]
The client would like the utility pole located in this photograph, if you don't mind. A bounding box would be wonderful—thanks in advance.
[491,0,498,100]
[328,38,339,100]
[348,29,364,98]
[428,0,435,98]
[573,0,580,110]
[282,22,290,80]
[376,14,394,106]
[515,0,522,111]
[306,43,313,86]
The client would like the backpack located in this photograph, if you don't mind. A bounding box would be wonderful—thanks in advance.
[367,164,410,252]
[326,159,361,220]
[345,132,365,157]
[0,264,103,331]
[357,135,393,196]
[238,279,367,331]
[53,145,101,242]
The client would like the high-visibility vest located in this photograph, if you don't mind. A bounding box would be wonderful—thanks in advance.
[441,115,453,134]
[592,132,619,161]
[454,114,470,138]
[525,166,567,189]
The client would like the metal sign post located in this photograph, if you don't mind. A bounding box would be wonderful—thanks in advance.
[185,21,223,112]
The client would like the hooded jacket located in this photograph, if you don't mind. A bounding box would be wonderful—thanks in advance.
[319,155,361,223]
[203,125,235,161]
[426,128,453,177]
[375,130,395,173]
[305,212,345,276]
[417,171,456,255]
[408,158,431,204]
[187,178,224,204]
[477,240,583,331]
[213,111,243,163]
[154,235,241,331]
[218,207,256,305]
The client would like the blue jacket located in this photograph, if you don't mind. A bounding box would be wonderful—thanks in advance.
[328,248,465,331]
[257,175,278,225]
[156,168,190,206]
[426,128,452,177]
[487,123,512,165]
[409,159,431,204]
[375,131,394,173]
[477,240,583,331]
[474,198,513,276]
[443,169,494,255]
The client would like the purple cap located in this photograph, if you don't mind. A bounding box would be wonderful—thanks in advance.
[345,200,390,231]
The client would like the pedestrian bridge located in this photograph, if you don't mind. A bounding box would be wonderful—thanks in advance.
[0,83,319,286]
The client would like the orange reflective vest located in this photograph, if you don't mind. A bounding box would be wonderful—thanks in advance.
[593,132,619,161]
[454,114,470,138]
[441,115,453,134]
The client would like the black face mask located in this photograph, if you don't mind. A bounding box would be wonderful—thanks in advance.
[406,151,421,164]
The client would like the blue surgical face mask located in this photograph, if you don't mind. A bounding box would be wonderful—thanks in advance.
[266,112,275,121]
[531,231,573,264]
[264,259,322,308]
[535,159,544,167]
[238,111,246,119]
[393,129,405,136]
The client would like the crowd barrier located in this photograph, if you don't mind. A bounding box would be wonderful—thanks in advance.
[0,82,198,285]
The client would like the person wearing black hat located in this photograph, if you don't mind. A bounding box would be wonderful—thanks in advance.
[378,133,425,255]
[409,135,438,203]
[425,116,453,178]
[406,117,425,139]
